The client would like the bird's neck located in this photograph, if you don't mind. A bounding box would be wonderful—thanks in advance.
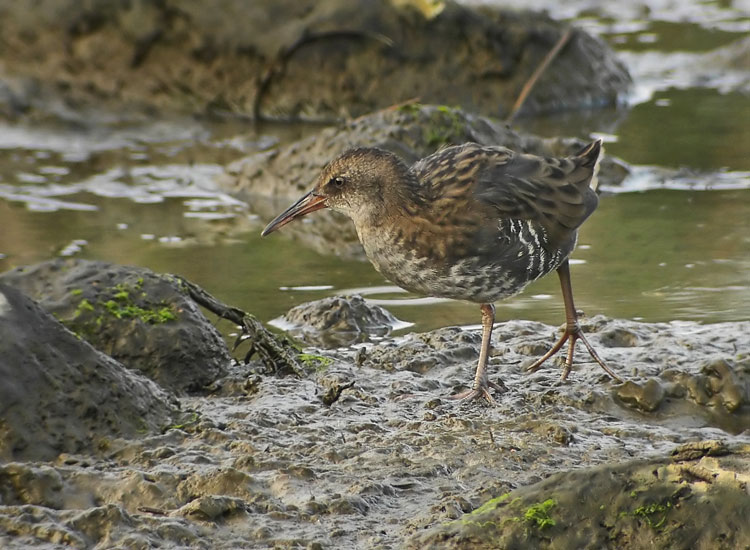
[392,177,428,213]
[349,164,424,225]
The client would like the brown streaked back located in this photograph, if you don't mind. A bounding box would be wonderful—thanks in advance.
[410,141,602,249]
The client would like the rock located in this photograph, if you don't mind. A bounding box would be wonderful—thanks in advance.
[175,495,247,521]
[0,284,176,462]
[670,440,729,462]
[616,378,666,412]
[318,374,356,406]
[0,259,230,393]
[0,0,630,123]
[280,294,403,347]
[407,442,750,549]
[221,104,629,257]
[0,464,66,509]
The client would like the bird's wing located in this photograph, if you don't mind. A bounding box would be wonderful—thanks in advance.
[470,142,601,247]
[408,141,601,251]
[411,143,498,201]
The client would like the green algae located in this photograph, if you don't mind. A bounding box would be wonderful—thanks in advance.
[298,353,334,371]
[523,499,557,529]
[632,501,672,529]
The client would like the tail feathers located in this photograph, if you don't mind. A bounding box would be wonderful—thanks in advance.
[575,139,603,192]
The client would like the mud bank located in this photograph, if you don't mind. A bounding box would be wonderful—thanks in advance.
[1,268,748,549]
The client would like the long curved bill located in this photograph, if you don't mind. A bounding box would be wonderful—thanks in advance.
[261,191,328,236]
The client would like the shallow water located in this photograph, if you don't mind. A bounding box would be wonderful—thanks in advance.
[0,0,749,334]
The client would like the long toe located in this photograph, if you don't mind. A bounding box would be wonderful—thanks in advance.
[526,331,567,373]
[450,382,505,403]
[526,326,621,383]
[451,387,494,403]
[576,330,623,382]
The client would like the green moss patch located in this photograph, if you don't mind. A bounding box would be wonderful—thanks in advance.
[523,499,557,530]
[68,280,178,338]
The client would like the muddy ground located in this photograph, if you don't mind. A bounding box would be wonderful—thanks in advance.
[1,262,749,549]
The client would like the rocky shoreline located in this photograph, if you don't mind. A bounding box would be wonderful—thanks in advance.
[0,0,629,124]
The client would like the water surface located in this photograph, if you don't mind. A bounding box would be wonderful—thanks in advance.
[1,0,748,333]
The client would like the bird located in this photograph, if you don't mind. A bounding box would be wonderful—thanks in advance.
[261,140,622,401]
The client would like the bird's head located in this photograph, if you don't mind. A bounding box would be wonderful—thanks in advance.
[261,148,411,236]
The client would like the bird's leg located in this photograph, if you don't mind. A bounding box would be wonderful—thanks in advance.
[452,303,507,402]
[527,260,622,382]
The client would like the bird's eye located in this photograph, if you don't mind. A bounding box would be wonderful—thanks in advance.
[329,176,346,188]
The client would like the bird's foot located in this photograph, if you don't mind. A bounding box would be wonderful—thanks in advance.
[526,323,622,383]
[451,380,507,403]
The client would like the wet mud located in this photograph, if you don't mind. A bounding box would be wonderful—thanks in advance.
[1,280,748,549]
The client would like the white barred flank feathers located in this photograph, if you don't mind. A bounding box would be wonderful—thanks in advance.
[590,139,603,192]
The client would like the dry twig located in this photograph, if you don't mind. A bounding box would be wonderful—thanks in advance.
[505,28,573,125]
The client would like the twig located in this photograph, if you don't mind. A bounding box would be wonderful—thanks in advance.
[168,274,303,377]
[137,506,169,516]
[505,28,573,125]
